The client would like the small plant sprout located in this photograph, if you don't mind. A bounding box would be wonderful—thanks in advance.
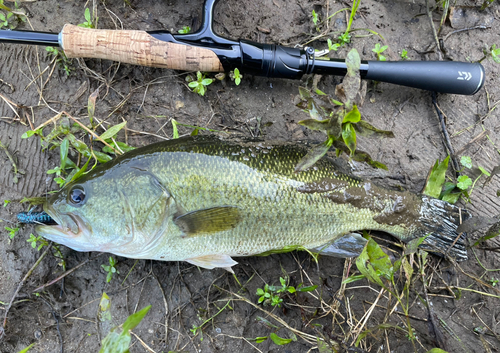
[311,9,319,28]
[256,277,317,307]
[478,44,500,64]
[372,43,388,61]
[102,257,119,283]
[187,71,213,96]
[327,38,340,52]
[5,226,19,240]
[0,0,26,29]
[46,46,73,76]
[400,49,408,60]
[424,155,491,204]
[26,233,49,251]
[490,278,499,287]
[78,7,97,29]
[178,25,191,34]
[3,200,10,207]
[230,68,242,85]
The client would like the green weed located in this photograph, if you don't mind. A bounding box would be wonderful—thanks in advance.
[5,226,19,239]
[27,233,49,251]
[22,92,134,188]
[256,276,317,308]
[344,236,427,349]
[338,0,361,45]
[311,9,319,30]
[372,43,388,61]
[0,0,26,30]
[3,200,10,207]
[479,44,500,64]
[424,155,491,204]
[186,71,213,96]
[178,25,191,34]
[78,7,98,29]
[100,304,151,353]
[327,38,340,52]
[46,47,73,76]
[230,68,242,85]
[101,257,119,283]
[295,48,393,172]
[400,49,408,60]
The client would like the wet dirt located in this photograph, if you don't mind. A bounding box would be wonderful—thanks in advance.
[1,0,500,352]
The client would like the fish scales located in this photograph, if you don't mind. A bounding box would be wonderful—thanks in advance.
[36,135,469,270]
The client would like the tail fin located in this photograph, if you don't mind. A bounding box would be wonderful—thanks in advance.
[417,196,470,261]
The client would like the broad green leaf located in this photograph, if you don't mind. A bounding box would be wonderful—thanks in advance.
[426,349,449,353]
[122,305,151,332]
[343,105,361,123]
[201,78,213,86]
[366,238,393,279]
[172,119,179,139]
[404,236,428,255]
[67,134,91,156]
[345,48,361,77]
[295,137,334,172]
[355,242,384,287]
[298,86,312,100]
[100,122,127,141]
[188,81,199,88]
[423,156,449,199]
[60,138,69,170]
[84,8,91,22]
[98,292,112,322]
[457,175,472,190]
[354,120,394,138]
[333,141,388,170]
[270,332,292,345]
[298,119,330,132]
[442,192,461,204]
[460,156,472,169]
[342,123,356,155]
[99,331,130,353]
[94,151,113,163]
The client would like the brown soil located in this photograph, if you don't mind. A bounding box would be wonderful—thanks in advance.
[1,0,499,352]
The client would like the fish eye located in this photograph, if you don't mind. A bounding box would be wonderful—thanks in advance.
[68,186,86,206]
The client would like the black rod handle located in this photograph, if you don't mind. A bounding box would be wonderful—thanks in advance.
[364,61,484,95]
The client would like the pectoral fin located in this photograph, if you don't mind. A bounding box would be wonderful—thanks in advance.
[185,254,238,273]
[174,206,241,237]
[309,233,368,258]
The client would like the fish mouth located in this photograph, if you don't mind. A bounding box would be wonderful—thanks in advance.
[35,203,90,247]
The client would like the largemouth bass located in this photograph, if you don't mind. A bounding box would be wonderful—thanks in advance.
[36,135,469,271]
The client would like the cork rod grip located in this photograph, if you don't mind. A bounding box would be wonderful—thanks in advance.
[61,24,224,72]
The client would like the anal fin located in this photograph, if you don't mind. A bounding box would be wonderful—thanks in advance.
[185,254,238,272]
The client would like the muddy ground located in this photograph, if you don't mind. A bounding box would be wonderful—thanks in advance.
[1,0,500,352]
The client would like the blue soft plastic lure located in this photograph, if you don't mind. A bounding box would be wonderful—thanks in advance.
[17,211,56,225]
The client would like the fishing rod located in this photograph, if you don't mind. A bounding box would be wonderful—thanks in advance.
[0,0,484,95]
